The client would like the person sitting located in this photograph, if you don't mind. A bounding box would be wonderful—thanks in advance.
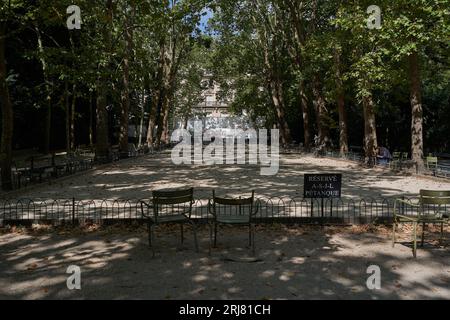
[377,146,392,165]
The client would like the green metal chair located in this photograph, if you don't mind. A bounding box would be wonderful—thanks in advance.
[401,152,408,161]
[140,187,198,256]
[426,156,438,172]
[390,152,402,170]
[208,190,259,254]
[392,190,450,258]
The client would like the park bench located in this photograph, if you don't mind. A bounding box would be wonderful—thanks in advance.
[65,152,93,174]
[435,163,450,178]
[392,190,449,258]
[208,190,259,254]
[140,187,199,256]
[27,154,64,183]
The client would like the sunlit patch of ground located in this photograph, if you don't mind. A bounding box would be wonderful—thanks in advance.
[3,154,450,201]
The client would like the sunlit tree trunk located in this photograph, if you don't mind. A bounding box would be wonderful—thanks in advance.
[409,51,424,170]
[146,92,159,147]
[138,91,146,148]
[299,80,310,150]
[334,49,348,156]
[312,74,330,150]
[362,93,378,161]
[262,41,291,145]
[146,42,165,147]
[158,93,172,145]
[0,22,14,190]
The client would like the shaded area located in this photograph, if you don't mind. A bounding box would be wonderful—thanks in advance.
[0,225,448,299]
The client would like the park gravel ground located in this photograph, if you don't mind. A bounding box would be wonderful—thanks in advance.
[2,154,450,201]
[0,223,448,300]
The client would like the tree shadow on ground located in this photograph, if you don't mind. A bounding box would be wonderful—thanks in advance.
[0,224,448,299]
[4,155,450,203]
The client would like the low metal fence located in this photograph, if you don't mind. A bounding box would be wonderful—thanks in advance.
[1,196,446,226]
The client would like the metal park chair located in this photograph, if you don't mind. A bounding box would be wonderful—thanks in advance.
[402,152,409,161]
[390,152,402,170]
[426,156,438,173]
[140,187,198,256]
[208,190,259,254]
[392,190,450,258]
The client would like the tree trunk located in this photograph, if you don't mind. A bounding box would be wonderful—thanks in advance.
[299,80,310,150]
[36,26,52,154]
[146,41,165,147]
[95,83,110,160]
[89,91,93,147]
[138,91,146,148]
[334,49,348,156]
[0,22,14,190]
[312,74,331,151]
[409,51,424,170]
[146,89,160,147]
[95,0,113,161]
[119,58,130,157]
[362,93,378,161]
[160,93,172,145]
[65,81,70,152]
[70,84,76,151]
[272,78,291,146]
[119,7,134,157]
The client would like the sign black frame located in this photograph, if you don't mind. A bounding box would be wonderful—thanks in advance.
[303,173,342,199]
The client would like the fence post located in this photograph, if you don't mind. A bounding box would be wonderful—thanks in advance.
[401,195,405,216]
[72,197,76,225]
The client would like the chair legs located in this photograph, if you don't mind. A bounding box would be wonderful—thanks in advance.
[392,220,396,248]
[251,223,255,255]
[208,223,213,255]
[148,221,198,255]
[213,222,218,248]
[190,221,199,253]
[393,219,447,258]
[412,222,418,258]
[421,222,425,247]
[180,224,184,245]
[148,222,155,257]
[211,222,255,253]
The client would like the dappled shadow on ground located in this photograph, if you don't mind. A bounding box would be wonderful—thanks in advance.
[0,224,448,299]
[4,154,450,202]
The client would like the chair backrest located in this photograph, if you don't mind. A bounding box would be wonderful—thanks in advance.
[151,187,194,220]
[402,152,408,160]
[211,190,255,217]
[420,190,450,206]
[392,152,401,160]
[152,187,194,205]
[426,156,438,168]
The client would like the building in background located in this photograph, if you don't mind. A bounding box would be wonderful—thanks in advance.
[193,73,232,118]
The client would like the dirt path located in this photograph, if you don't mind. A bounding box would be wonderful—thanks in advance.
[0,225,448,300]
[3,154,450,201]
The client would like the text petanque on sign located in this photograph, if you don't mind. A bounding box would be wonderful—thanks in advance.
[304,173,342,198]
